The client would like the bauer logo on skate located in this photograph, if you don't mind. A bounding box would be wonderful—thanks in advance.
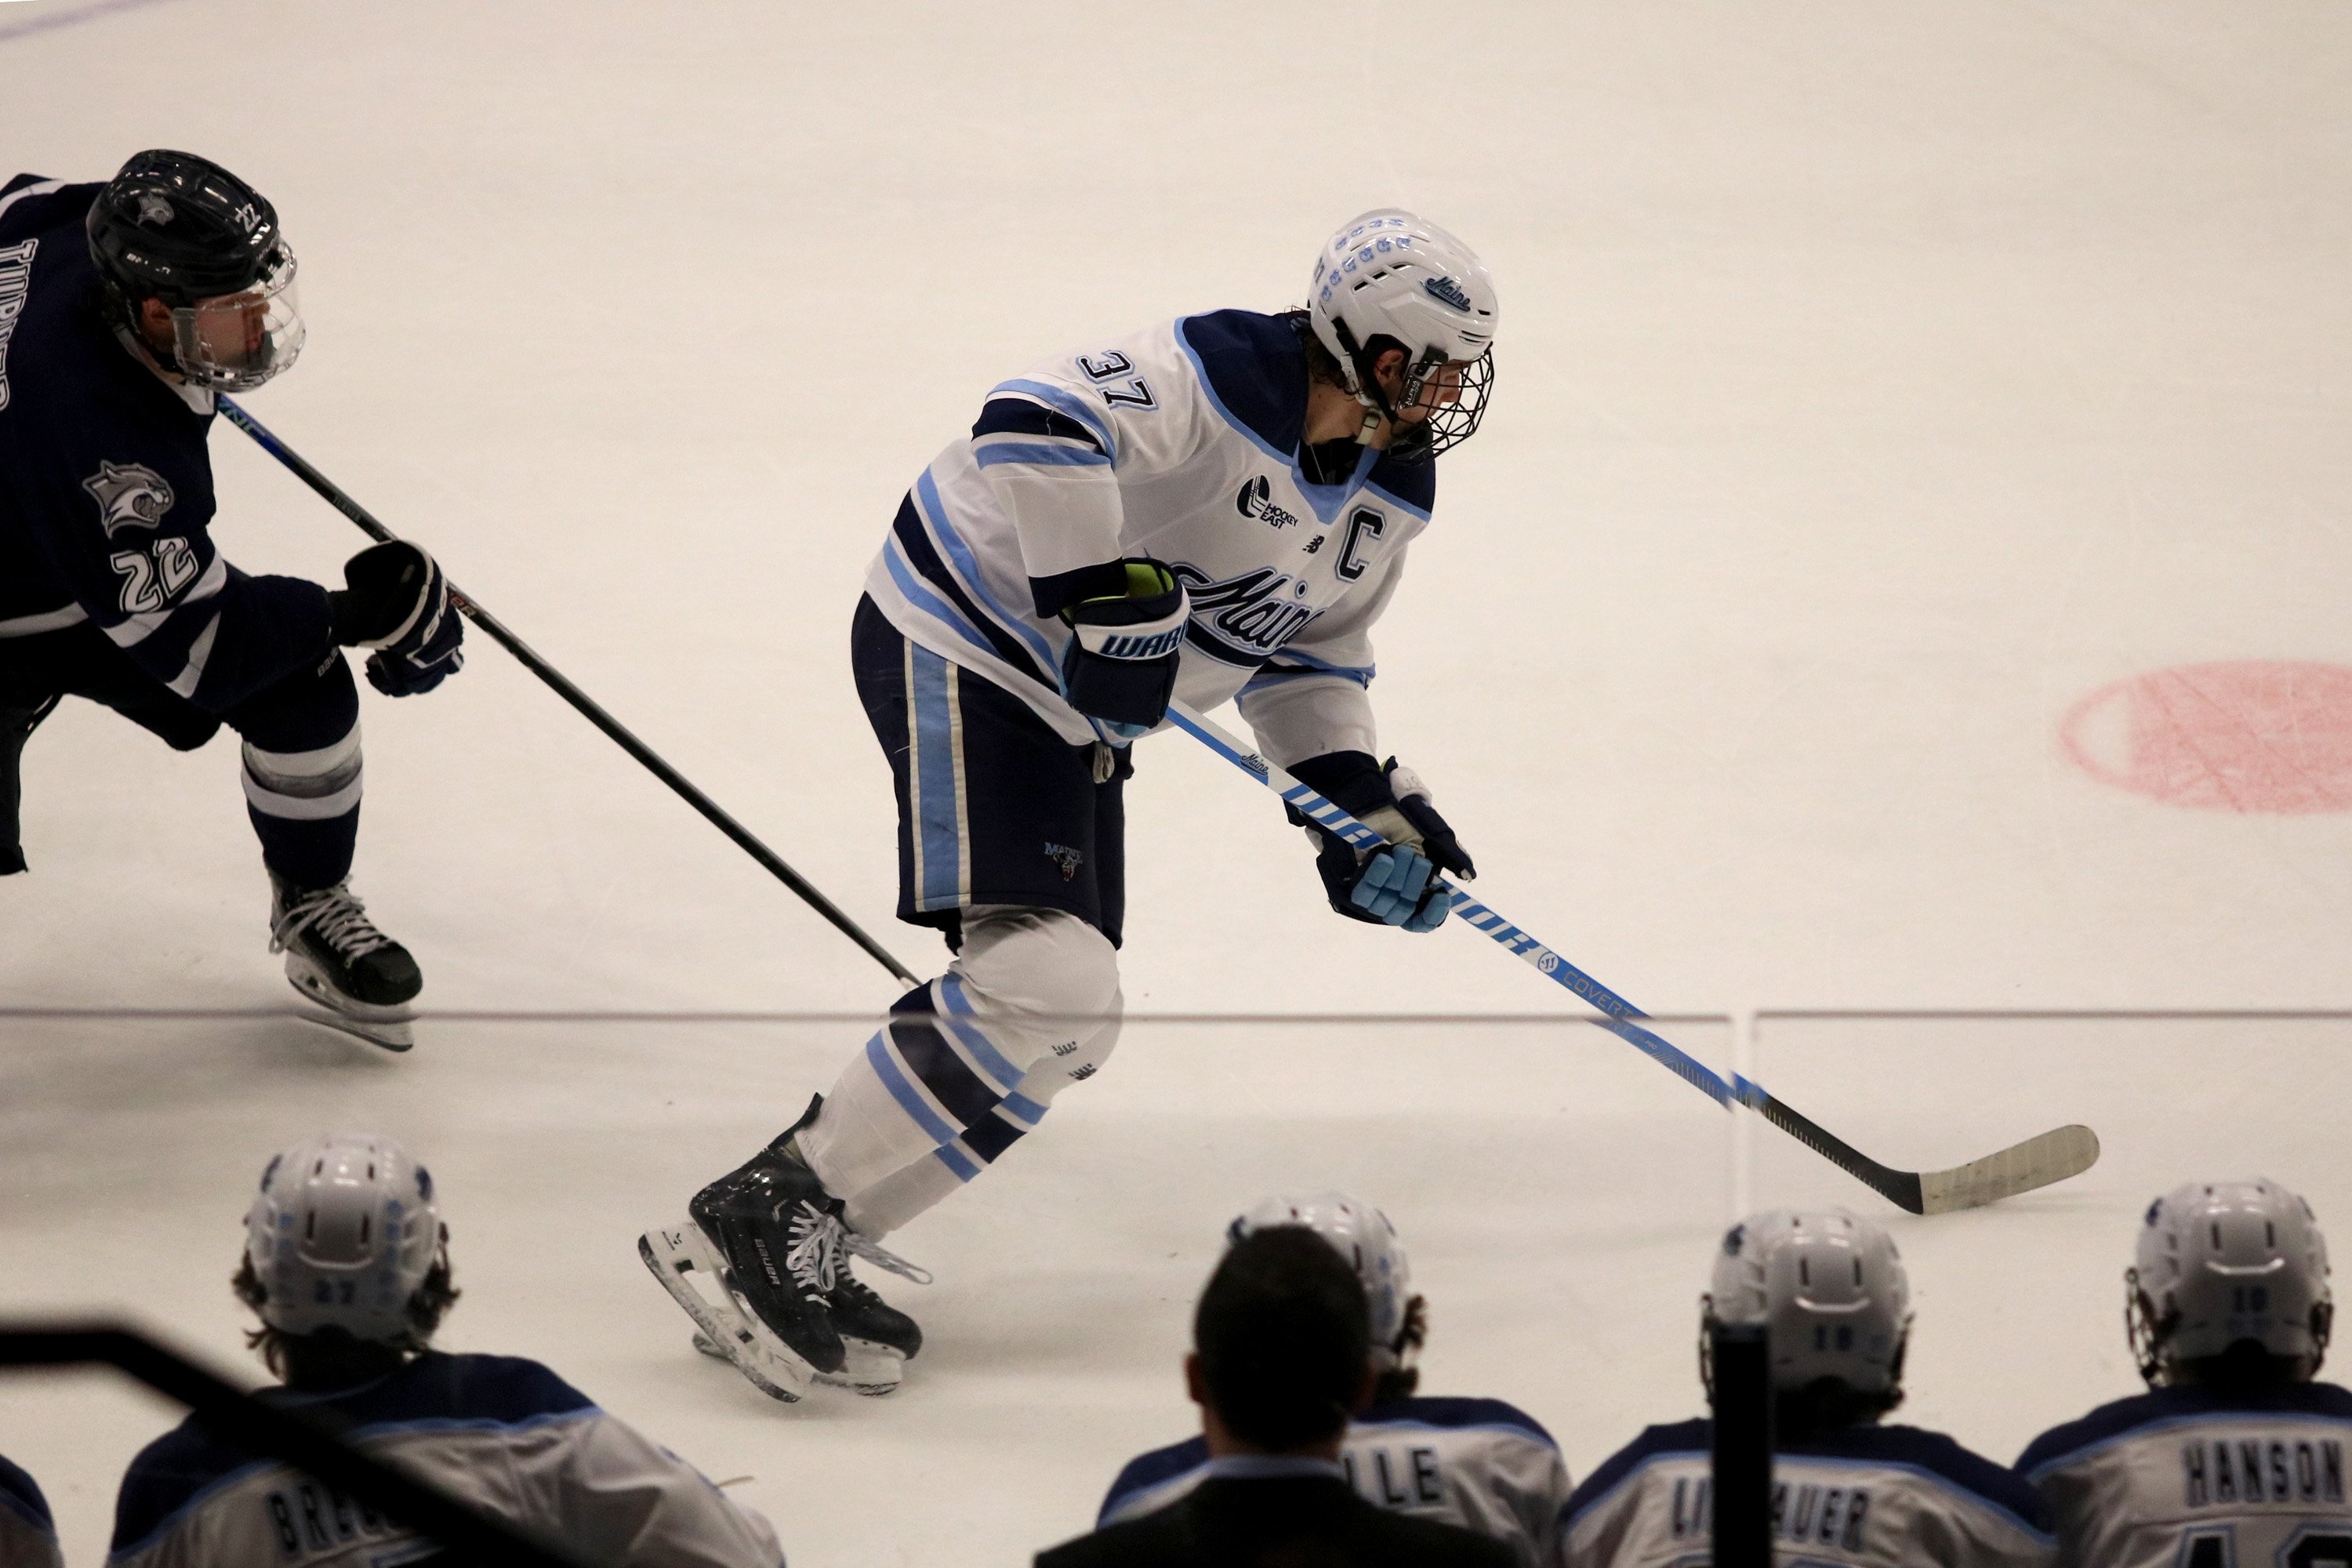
[81,460,176,536]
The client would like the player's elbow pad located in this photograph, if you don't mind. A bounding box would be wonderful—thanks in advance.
[1059,560,1187,731]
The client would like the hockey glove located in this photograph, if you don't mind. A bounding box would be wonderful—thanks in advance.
[330,541,466,697]
[1289,752,1475,934]
[1059,559,1188,739]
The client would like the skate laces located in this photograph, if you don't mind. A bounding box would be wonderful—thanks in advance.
[270,882,395,960]
[782,1203,845,1296]
[842,1229,933,1287]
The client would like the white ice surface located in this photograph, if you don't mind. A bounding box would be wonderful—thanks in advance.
[4,2,2352,1563]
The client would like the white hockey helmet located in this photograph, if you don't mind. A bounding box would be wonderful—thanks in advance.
[2129,1179,2332,1385]
[1229,1192,1418,1370]
[1704,1209,1911,1397]
[243,1133,445,1341]
[1307,209,1498,459]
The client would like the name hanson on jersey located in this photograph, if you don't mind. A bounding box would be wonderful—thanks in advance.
[2182,1436,2344,1509]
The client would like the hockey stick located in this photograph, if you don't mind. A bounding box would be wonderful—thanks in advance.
[216,396,920,988]
[1167,700,2098,1215]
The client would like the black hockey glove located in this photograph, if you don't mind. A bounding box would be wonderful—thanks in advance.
[1058,559,1188,739]
[329,542,465,697]
[1288,752,1474,934]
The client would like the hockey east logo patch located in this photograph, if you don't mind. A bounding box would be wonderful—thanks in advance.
[1235,474,1301,530]
[82,460,176,536]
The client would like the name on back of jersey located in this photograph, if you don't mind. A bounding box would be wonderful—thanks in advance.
[1662,1474,1875,1555]
[2183,1434,2345,1510]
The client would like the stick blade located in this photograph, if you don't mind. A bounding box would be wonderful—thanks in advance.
[1915,1124,2101,1215]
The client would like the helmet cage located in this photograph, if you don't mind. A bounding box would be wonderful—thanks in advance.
[161,243,304,391]
[1326,317,1495,463]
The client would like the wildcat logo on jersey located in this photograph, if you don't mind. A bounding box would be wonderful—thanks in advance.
[82,461,176,536]
[1170,564,1322,662]
[1424,274,1475,312]
[1235,475,1301,531]
[0,238,35,413]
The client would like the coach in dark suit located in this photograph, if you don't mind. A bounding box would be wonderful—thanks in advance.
[1037,1225,1513,1567]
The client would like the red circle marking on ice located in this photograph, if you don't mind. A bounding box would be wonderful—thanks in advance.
[2061,661,2352,814]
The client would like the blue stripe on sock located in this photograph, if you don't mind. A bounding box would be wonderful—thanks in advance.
[931,1142,982,1181]
[1000,1092,1047,1128]
[863,1030,960,1146]
[936,973,1027,1091]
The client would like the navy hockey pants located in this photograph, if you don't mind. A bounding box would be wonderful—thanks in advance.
[0,623,361,888]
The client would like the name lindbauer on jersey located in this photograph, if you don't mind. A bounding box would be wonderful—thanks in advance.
[1561,1418,2055,1568]
[864,309,1436,765]
[2019,1381,2352,1568]
[107,1352,782,1568]
[1099,1397,1570,1568]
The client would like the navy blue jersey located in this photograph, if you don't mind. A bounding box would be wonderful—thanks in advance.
[0,1451,60,1568]
[0,173,332,712]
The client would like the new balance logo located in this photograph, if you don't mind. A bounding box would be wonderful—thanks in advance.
[1236,474,1301,530]
[1424,274,1474,312]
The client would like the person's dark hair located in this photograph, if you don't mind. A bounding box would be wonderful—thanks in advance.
[2171,1341,2313,1392]
[1284,309,1351,390]
[1770,1377,1904,1440]
[1196,1225,1370,1450]
[231,1253,459,1388]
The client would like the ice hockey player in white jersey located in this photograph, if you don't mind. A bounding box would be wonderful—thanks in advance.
[641,211,1499,1403]
[110,1133,783,1568]
[0,1454,62,1568]
[2018,1178,2350,1568]
[1094,1192,1570,1566]
[1563,1209,2056,1568]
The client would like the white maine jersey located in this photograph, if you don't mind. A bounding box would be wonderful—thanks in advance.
[1563,1417,2055,1568]
[864,308,1438,764]
[1097,1396,1570,1566]
[107,1352,782,1568]
[2018,1381,2352,1568]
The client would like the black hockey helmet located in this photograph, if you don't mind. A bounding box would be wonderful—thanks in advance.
[86,150,305,389]
[88,150,285,307]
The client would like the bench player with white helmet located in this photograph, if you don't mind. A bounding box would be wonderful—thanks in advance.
[1096,1192,1571,1566]
[110,1134,783,1568]
[2018,1179,2350,1568]
[1563,1209,2054,1568]
[641,212,1500,1403]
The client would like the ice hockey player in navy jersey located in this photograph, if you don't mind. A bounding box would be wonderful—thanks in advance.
[0,151,464,1051]
[1563,1209,2056,1568]
[2018,1178,2350,1568]
[641,210,1500,1402]
[1096,1192,1570,1566]
[110,1133,783,1568]
[0,1454,62,1568]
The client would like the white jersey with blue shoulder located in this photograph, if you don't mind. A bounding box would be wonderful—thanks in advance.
[107,1351,782,1568]
[1097,1396,1570,1566]
[864,308,1437,763]
[1563,1417,2055,1568]
[2018,1381,2352,1568]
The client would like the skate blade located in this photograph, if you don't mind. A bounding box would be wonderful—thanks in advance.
[638,1225,814,1403]
[283,965,416,1052]
[816,1339,906,1397]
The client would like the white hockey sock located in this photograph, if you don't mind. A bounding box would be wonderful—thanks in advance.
[800,906,1122,1205]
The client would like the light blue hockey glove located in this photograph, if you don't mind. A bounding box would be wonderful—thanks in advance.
[1348,843,1449,931]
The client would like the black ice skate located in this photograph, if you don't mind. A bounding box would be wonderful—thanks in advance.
[641,1096,850,1403]
[695,1227,931,1396]
[270,874,421,1051]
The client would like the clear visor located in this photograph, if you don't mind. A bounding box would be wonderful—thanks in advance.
[169,245,305,391]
